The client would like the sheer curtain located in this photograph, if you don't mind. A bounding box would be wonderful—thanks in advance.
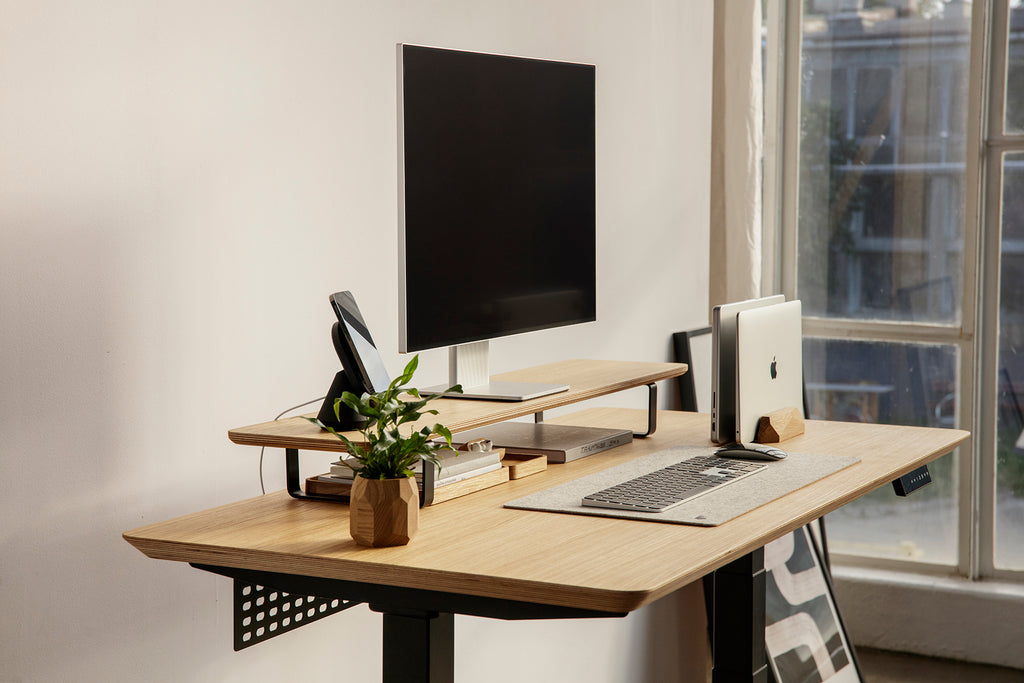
[709,1,764,310]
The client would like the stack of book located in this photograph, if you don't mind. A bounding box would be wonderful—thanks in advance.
[306,446,510,503]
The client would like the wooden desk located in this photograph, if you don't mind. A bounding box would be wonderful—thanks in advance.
[124,406,967,682]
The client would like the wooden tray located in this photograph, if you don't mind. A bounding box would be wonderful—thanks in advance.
[501,453,547,479]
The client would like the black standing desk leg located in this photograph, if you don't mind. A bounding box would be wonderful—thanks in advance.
[376,608,455,683]
[711,549,769,683]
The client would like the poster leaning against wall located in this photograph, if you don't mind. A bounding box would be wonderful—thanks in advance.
[765,526,862,683]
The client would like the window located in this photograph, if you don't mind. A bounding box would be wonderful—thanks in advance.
[768,0,1024,580]
[995,152,1024,571]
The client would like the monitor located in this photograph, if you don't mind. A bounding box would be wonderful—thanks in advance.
[397,44,596,400]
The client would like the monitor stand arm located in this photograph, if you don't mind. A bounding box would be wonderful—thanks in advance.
[421,340,569,402]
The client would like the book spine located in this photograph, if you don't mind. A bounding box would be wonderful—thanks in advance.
[432,453,502,478]
[431,462,502,488]
[324,463,503,488]
[560,431,635,463]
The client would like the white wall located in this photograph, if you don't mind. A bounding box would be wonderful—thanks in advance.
[0,2,712,681]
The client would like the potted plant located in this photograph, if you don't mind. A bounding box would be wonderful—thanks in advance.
[309,355,462,547]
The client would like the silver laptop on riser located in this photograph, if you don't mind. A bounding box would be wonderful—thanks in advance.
[735,299,804,444]
[711,295,785,443]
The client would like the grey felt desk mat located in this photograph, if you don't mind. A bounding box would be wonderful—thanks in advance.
[504,445,860,526]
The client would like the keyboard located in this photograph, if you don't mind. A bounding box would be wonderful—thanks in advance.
[581,455,768,513]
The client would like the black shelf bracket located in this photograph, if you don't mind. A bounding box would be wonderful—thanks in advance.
[285,447,350,503]
[635,382,658,438]
[284,447,437,506]
[533,382,658,439]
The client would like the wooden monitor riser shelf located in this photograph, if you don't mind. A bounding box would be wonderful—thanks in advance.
[227,359,687,452]
[229,359,686,505]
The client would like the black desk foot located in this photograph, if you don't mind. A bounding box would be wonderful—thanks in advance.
[708,549,769,683]
[376,608,454,683]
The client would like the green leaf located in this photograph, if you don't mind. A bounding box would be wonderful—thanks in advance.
[432,423,454,445]
[301,354,461,482]
[401,354,419,381]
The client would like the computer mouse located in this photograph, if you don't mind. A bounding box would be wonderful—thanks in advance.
[715,443,788,461]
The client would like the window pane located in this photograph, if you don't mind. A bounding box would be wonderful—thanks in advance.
[804,338,958,565]
[1004,4,1024,134]
[995,153,1024,570]
[797,3,969,323]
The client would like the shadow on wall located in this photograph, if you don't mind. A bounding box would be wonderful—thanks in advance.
[636,581,709,681]
[1,217,220,680]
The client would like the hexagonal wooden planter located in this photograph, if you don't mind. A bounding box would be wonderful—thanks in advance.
[348,476,419,547]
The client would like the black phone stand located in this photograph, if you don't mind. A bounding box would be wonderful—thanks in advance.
[316,322,369,431]
[317,370,366,431]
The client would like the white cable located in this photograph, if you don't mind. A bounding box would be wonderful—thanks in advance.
[259,396,326,494]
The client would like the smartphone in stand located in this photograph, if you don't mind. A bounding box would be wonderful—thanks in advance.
[329,291,391,394]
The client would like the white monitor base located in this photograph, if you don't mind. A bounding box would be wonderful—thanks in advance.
[421,380,569,402]
[419,340,569,401]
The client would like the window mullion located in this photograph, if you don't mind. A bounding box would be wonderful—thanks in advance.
[958,0,996,580]
[975,150,1003,579]
[778,0,803,302]
[973,0,1005,577]
[763,0,785,298]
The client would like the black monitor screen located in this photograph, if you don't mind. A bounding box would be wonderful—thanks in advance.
[398,44,596,353]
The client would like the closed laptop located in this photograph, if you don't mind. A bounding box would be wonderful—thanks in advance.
[711,295,785,443]
[735,300,803,444]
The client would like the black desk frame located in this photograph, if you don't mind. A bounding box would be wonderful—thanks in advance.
[193,563,627,682]
[191,542,766,683]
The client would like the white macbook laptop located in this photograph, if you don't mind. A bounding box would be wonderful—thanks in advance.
[735,300,803,444]
[711,295,785,443]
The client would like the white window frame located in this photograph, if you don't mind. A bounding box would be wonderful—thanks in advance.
[763,0,1024,583]
[978,0,1024,582]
